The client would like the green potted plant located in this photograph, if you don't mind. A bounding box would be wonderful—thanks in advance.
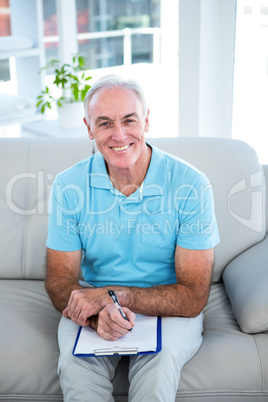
[36,54,92,128]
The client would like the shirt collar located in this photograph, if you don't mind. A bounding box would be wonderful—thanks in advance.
[89,143,166,196]
[143,143,165,196]
[90,152,111,189]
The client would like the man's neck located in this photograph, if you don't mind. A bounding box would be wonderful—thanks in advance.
[107,146,152,197]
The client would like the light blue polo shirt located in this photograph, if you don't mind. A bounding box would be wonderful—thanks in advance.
[47,144,220,288]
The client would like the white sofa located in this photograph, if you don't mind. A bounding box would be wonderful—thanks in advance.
[0,137,267,401]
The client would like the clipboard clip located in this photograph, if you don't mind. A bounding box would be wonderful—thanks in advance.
[94,346,138,356]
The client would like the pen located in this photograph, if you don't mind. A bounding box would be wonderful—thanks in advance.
[108,289,133,333]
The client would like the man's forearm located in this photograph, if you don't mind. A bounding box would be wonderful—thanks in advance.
[45,274,114,323]
[45,249,84,314]
[45,276,83,313]
[117,282,209,318]
[117,248,214,318]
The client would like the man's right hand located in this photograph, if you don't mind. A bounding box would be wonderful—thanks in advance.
[63,288,135,341]
[62,287,110,326]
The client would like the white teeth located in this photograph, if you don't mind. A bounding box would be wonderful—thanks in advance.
[112,144,130,151]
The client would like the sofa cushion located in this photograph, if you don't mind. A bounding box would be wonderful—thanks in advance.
[0,279,129,401]
[222,235,268,334]
[178,282,268,401]
[0,280,62,400]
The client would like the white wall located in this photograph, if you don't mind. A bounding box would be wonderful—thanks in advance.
[179,0,237,138]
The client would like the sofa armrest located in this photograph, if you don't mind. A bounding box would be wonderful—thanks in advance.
[222,235,268,334]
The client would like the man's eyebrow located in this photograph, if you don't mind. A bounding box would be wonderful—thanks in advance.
[95,113,139,124]
[95,116,113,124]
[123,113,139,119]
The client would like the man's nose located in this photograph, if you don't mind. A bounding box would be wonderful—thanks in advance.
[112,122,126,141]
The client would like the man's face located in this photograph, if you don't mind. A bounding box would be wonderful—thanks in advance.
[84,87,149,173]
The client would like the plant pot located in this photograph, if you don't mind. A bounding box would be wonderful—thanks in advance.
[57,101,84,129]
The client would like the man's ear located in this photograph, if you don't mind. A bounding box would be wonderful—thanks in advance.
[144,109,150,133]
[83,117,94,140]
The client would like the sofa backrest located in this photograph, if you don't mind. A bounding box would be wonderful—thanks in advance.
[0,138,95,280]
[149,137,266,281]
[0,137,266,282]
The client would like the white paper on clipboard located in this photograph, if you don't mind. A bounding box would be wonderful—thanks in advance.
[73,314,161,357]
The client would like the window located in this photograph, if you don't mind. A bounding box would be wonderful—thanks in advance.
[43,0,59,63]
[0,0,10,36]
[42,0,161,69]
[0,0,179,139]
[0,0,12,85]
[233,0,268,163]
[41,0,179,138]
[0,0,21,138]
[75,0,160,69]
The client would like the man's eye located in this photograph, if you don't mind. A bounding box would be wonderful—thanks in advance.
[100,122,110,127]
[124,119,136,124]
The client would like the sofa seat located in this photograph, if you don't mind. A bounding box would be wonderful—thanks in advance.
[0,280,62,401]
[179,280,268,401]
[1,276,267,402]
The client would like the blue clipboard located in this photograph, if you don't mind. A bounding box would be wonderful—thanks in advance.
[73,316,162,357]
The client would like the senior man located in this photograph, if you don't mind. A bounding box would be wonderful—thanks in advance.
[45,74,220,402]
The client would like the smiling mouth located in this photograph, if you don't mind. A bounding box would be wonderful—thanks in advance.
[111,144,131,152]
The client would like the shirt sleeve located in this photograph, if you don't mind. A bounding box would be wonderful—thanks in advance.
[46,176,82,251]
[176,173,220,250]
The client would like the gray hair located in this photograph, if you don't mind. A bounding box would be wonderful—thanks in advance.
[84,74,148,123]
